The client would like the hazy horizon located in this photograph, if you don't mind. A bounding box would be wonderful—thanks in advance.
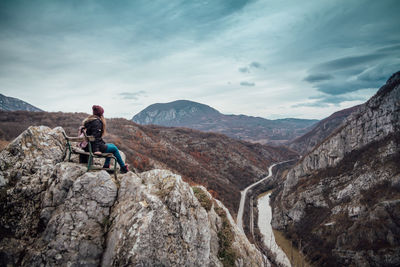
[1,0,399,119]
[1,94,325,120]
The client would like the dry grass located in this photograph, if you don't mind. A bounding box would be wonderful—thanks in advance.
[215,206,238,266]
[192,187,212,211]
[0,139,9,151]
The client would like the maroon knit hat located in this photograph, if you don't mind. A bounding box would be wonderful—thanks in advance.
[92,105,104,117]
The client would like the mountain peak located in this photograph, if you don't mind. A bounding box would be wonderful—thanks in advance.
[0,93,42,112]
[147,99,219,111]
[133,100,318,145]
[375,70,400,98]
[132,100,220,126]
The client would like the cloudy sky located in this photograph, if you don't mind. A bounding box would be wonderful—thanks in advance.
[0,0,399,119]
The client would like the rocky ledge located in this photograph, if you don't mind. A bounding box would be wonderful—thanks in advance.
[0,126,265,266]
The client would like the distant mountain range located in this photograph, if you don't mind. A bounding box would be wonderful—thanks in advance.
[0,93,42,112]
[132,100,318,145]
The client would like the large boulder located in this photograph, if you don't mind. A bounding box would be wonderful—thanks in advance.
[0,126,65,187]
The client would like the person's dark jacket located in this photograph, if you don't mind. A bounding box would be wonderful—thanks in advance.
[83,115,107,153]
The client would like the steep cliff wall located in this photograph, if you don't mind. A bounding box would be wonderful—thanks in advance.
[272,72,400,266]
[0,126,266,266]
[288,105,360,155]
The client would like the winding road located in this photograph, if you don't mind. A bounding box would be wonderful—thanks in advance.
[236,160,294,232]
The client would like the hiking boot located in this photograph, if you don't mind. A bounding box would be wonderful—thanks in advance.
[102,164,115,174]
[120,164,129,174]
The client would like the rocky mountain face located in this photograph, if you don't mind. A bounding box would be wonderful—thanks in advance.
[132,100,318,145]
[0,126,266,266]
[0,93,42,112]
[288,105,360,155]
[271,72,400,266]
[133,100,221,126]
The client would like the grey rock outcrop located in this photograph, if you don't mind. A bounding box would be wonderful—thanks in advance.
[272,72,400,266]
[0,126,265,266]
[0,125,65,187]
[103,170,265,266]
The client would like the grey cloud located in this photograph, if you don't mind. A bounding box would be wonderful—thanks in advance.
[240,81,255,86]
[357,64,400,82]
[238,67,249,73]
[313,64,400,95]
[312,94,364,103]
[0,0,262,89]
[0,0,255,41]
[239,62,263,73]
[250,61,262,68]
[315,80,379,95]
[304,73,334,83]
[293,1,400,57]
[119,90,147,100]
[291,102,329,108]
[292,94,366,108]
[316,54,386,72]
[375,44,400,54]
[305,44,400,95]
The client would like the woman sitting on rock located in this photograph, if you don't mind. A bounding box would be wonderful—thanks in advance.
[82,105,129,174]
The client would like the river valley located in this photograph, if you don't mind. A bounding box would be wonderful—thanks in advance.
[236,161,310,266]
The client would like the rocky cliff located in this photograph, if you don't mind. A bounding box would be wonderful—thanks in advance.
[288,105,360,155]
[132,99,318,145]
[271,72,400,266]
[0,126,266,266]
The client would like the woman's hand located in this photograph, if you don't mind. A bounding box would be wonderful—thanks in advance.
[94,151,102,155]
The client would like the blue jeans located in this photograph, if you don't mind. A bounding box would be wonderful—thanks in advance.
[104,143,125,168]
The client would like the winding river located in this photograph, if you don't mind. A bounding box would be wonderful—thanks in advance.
[236,161,292,266]
[236,163,277,230]
[258,192,291,266]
